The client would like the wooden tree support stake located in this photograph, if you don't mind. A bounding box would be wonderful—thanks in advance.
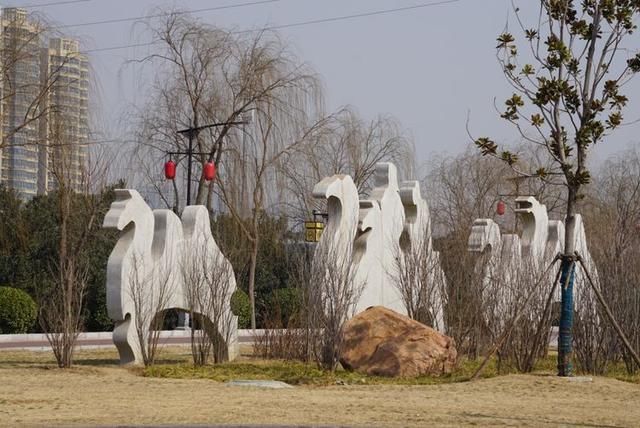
[471,256,561,381]
[576,253,640,370]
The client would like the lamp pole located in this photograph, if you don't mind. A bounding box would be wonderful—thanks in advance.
[169,120,245,331]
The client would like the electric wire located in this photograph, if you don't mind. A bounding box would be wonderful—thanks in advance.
[83,0,461,54]
[235,0,460,34]
[59,0,281,29]
[12,0,91,8]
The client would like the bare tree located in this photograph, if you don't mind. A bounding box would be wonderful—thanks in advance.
[391,235,446,330]
[131,11,321,207]
[474,1,640,376]
[182,241,236,365]
[39,253,88,369]
[284,108,415,229]
[423,151,511,357]
[580,150,640,374]
[423,148,566,359]
[130,11,330,330]
[303,242,363,371]
[127,251,175,367]
[479,249,560,372]
[38,121,108,368]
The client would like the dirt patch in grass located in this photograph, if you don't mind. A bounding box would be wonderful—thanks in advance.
[1,348,639,427]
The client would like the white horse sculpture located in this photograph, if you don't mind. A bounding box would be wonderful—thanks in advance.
[312,162,446,330]
[468,196,598,329]
[103,189,238,365]
[398,180,446,330]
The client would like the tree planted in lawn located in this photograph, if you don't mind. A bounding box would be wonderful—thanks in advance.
[474,0,640,376]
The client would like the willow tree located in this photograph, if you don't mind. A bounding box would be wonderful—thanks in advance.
[284,107,415,226]
[133,11,326,329]
[475,1,640,376]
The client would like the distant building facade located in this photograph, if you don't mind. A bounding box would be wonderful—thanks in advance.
[39,38,89,194]
[0,8,89,198]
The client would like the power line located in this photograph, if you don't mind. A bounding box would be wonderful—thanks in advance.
[84,41,153,53]
[60,0,281,29]
[235,0,460,34]
[84,0,461,54]
[13,0,91,8]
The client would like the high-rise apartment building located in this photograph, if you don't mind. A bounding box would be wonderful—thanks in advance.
[0,8,89,198]
[39,38,89,193]
[0,8,42,198]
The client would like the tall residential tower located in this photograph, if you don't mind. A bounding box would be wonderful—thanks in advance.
[0,8,42,198]
[39,38,89,193]
[0,8,89,198]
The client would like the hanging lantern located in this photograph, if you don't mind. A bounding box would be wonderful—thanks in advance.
[203,161,216,181]
[496,200,506,216]
[305,220,325,242]
[164,159,176,180]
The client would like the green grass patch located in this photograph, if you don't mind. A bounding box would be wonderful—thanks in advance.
[143,357,504,386]
[598,363,640,384]
[142,353,640,386]
[3,346,637,386]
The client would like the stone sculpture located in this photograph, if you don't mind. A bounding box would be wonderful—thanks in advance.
[312,174,360,265]
[398,180,445,330]
[360,163,405,313]
[312,162,446,330]
[467,196,598,329]
[103,189,238,365]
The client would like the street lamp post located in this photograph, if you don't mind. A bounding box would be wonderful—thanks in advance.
[169,120,247,206]
[165,120,245,330]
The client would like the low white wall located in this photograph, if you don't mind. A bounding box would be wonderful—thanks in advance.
[0,327,561,351]
[0,329,260,351]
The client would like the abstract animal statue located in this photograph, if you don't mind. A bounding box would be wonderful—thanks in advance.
[312,162,446,331]
[103,189,238,365]
[467,196,598,330]
[398,179,445,330]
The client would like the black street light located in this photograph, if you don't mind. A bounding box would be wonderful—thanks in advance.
[167,120,246,206]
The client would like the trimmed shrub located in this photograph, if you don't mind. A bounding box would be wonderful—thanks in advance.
[0,286,37,334]
[230,289,251,329]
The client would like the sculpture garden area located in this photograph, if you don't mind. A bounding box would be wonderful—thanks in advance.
[1,161,640,427]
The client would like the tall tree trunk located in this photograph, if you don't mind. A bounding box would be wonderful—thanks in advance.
[558,185,578,376]
[248,235,259,330]
[195,175,207,205]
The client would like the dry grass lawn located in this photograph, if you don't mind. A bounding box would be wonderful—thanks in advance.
[1,347,639,427]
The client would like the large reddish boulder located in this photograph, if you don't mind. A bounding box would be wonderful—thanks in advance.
[339,306,457,377]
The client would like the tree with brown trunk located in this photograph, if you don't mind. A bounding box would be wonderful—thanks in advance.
[38,122,111,368]
[303,242,363,371]
[474,1,640,376]
[131,11,327,329]
[182,241,236,365]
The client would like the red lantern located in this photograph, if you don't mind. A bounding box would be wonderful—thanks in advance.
[203,161,216,181]
[164,160,176,180]
[496,200,506,216]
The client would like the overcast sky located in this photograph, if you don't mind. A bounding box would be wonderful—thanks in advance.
[8,0,640,171]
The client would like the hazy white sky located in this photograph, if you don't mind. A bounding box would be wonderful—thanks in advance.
[10,0,640,169]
